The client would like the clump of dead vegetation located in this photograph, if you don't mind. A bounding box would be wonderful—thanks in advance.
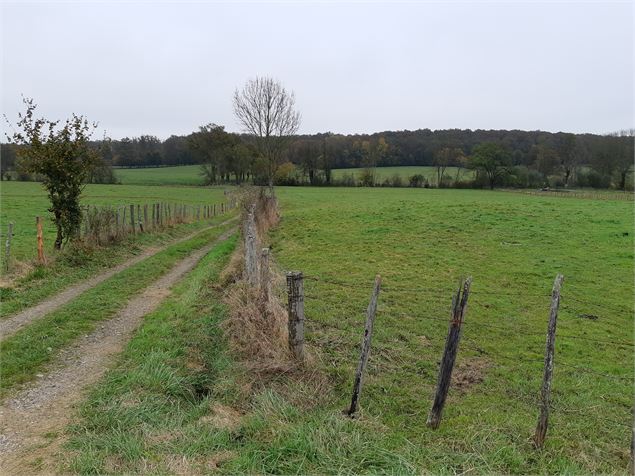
[220,187,294,374]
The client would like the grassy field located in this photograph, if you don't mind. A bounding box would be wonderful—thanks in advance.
[0,181,232,266]
[115,165,205,186]
[115,164,470,186]
[331,165,471,182]
[63,186,634,474]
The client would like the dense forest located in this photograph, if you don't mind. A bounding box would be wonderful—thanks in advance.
[2,127,633,190]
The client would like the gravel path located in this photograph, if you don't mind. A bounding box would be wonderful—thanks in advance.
[0,227,236,474]
[0,216,237,340]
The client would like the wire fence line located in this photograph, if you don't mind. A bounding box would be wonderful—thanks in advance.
[281,268,633,441]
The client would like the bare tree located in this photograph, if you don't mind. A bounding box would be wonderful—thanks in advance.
[233,77,301,190]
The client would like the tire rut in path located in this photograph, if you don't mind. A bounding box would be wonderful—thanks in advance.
[0,227,237,474]
[0,216,238,340]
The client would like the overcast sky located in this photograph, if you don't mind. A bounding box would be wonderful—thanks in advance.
[1,1,633,140]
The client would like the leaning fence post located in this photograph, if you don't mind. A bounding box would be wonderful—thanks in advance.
[347,274,382,417]
[427,277,472,429]
[533,273,564,449]
[259,248,270,303]
[286,271,305,360]
[4,222,14,271]
[36,216,46,265]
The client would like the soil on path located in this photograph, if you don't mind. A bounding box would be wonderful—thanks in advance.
[0,227,236,475]
[0,217,237,340]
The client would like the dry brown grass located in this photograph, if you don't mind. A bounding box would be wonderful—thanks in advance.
[221,282,293,373]
[220,187,330,406]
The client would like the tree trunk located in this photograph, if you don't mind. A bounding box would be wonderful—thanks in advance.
[620,171,627,191]
[54,226,63,249]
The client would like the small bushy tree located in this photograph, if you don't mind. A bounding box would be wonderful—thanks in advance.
[469,142,511,189]
[6,98,98,248]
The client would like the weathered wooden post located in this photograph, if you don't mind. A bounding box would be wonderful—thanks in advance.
[244,206,258,286]
[259,248,270,303]
[347,274,382,417]
[213,204,216,216]
[427,277,472,429]
[4,222,14,271]
[36,216,46,265]
[143,204,148,230]
[286,271,305,360]
[533,273,564,449]
[129,204,135,234]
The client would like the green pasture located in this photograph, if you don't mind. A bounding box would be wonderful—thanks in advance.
[331,165,472,182]
[115,165,205,186]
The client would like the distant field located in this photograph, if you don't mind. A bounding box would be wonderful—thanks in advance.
[0,181,231,265]
[332,165,472,182]
[116,164,473,186]
[115,165,204,186]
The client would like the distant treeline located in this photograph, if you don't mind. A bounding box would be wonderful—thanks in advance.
[2,127,633,190]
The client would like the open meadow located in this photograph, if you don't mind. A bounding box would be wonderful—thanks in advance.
[54,186,634,474]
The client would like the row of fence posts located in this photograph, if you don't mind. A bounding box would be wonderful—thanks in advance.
[341,273,567,450]
[525,190,633,201]
[82,200,235,239]
[2,198,237,273]
[242,203,306,361]
[267,262,583,451]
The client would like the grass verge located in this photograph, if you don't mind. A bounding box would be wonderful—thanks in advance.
[0,223,235,395]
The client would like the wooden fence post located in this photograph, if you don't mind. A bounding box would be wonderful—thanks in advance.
[259,248,270,303]
[347,274,382,417]
[533,273,564,449]
[244,206,258,286]
[286,271,305,360]
[129,204,135,234]
[143,204,148,230]
[213,204,216,216]
[427,277,472,429]
[36,216,46,265]
[4,222,13,271]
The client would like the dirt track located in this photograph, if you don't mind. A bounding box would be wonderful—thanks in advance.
[0,227,236,474]
[0,216,237,340]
